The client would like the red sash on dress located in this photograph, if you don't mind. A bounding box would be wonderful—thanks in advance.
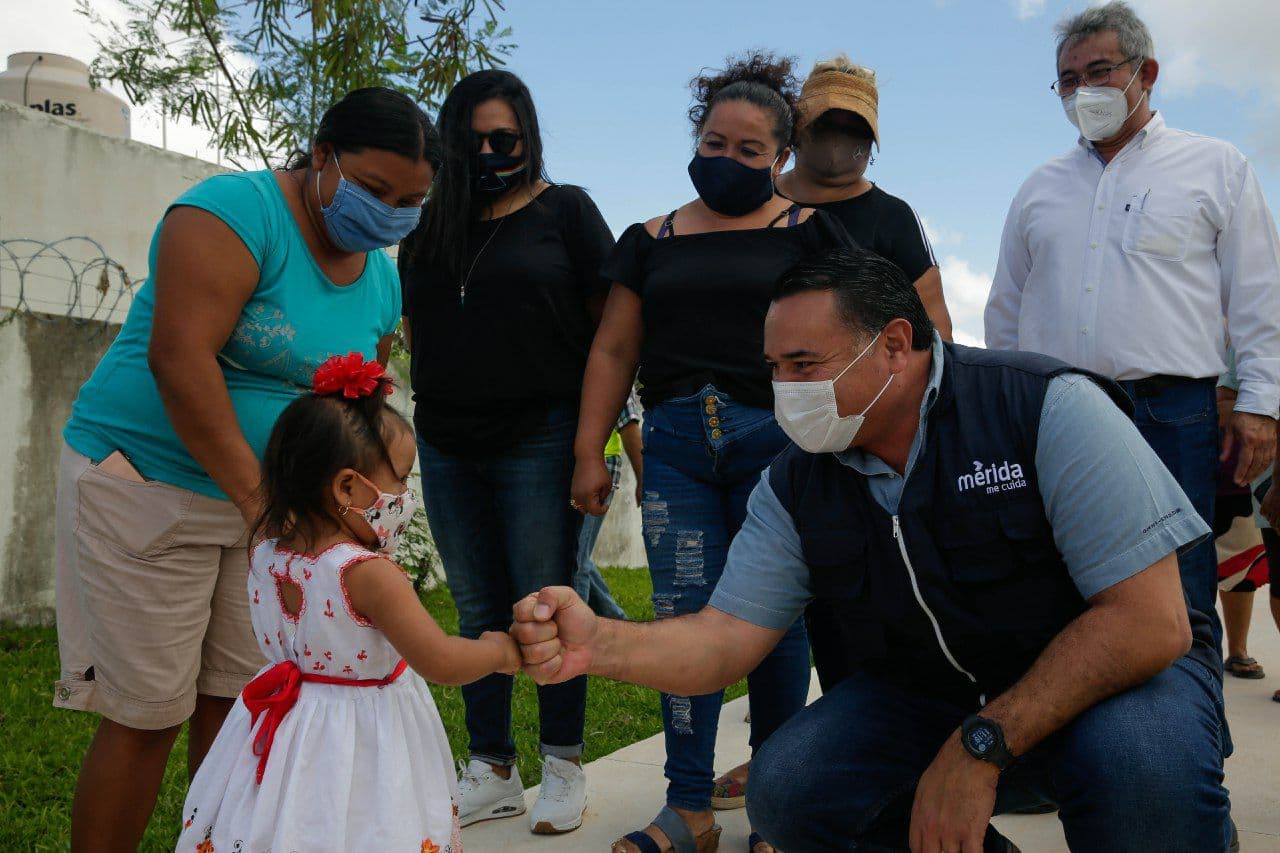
[241,658,409,783]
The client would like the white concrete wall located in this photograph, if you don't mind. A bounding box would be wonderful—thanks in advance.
[0,314,120,624]
[595,453,648,569]
[0,100,645,624]
[0,99,225,323]
[0,101,225,623]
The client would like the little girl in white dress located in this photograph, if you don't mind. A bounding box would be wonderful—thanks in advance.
[176,354,521,852]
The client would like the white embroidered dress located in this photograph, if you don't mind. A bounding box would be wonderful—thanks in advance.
[176,539,460,853]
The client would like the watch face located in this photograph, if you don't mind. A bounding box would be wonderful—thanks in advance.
[966,725,996,755]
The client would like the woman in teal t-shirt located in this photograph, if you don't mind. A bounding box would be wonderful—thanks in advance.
[55,87,439,850]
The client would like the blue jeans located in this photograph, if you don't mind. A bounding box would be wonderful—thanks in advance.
[642,386,811,812]
[573,458,628,620]
[417,405,586,764]
[749,658,1231,852]
[1118,378,1222,651]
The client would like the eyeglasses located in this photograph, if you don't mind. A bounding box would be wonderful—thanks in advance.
[469,129,523,156]
[1051,56,1142,97]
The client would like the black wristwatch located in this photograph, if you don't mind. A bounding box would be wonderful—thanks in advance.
[961,715,1016,771]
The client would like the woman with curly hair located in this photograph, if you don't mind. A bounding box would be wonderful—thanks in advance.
[572,52,855,853]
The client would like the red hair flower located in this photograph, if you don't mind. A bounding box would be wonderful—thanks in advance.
[312,352,390,399]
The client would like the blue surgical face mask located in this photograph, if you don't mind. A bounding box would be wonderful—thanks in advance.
[687,151,778,217]
[318,155,422,252]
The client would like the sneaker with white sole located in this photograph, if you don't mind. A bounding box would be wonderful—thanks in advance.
[456,758,526,827]
[530,755,586,834]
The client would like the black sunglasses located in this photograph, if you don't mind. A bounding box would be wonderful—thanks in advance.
[469,129,523,156]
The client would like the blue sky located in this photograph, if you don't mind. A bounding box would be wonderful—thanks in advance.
[7,0,1280,343]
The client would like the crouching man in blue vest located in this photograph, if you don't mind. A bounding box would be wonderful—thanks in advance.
[513,248,1231,853]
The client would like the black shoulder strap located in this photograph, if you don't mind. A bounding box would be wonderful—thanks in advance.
[656,209,678,239]
[767,202,803,228]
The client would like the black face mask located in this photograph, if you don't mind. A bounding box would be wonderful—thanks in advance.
[799,128,872,180]
[687,153,776,217]
[471,152,527,194]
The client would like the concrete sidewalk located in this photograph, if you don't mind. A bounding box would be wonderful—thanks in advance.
[466,593,1280,851]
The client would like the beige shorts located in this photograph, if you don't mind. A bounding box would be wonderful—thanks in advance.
[54,443,264,730]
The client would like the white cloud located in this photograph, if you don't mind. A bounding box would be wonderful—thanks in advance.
[1012,0,1047,21]
[1128,0,1280,162]
[920,216,965,250]
[1128,0,1279,99]
[938,254,993,348]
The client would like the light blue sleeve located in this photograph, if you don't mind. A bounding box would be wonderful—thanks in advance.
[1035,374,1211,600]
[374,249,402,336]
[708,471,813,630]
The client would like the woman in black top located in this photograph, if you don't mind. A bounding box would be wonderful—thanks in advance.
[776,55,953,340]
[399,70,612,835]
[572,53,854,853]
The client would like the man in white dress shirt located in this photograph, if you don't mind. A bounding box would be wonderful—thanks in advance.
[985,1,1280,651]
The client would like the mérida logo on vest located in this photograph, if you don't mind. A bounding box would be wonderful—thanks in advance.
[957,459,1027,495]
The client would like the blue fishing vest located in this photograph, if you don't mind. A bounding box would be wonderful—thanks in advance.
[769,343,1219,706]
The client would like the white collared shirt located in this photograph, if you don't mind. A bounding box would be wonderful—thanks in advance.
[984,112,1280,418]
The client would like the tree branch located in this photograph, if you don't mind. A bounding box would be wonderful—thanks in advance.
[187,0,272,166]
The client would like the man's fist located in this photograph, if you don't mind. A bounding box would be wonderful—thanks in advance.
[511,586,599,684]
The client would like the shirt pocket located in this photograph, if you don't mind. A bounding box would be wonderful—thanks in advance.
[802,527,887,661]
[938,504,1064,630]
[1121,194,1198,262]
[803,527,870,600]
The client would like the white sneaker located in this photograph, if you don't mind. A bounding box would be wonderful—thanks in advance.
[456,758,526,827]
[530,755,586,834]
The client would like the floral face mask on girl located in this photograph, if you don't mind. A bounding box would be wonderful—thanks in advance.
[352,475,418,558]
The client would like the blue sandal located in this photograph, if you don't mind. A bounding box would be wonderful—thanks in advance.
[612,806,722,852]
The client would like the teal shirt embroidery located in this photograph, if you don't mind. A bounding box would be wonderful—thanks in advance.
[64,169,402,499]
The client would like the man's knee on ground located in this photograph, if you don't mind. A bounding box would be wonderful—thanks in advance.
[1054,681,1225,827]
[746,712,827,848]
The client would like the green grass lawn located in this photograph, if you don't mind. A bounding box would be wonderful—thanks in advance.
[0,567,747,852]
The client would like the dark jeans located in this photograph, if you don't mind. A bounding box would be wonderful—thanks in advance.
[1118,378,1222,650]
[748,659,1231,852]
[642,386,811,812]
[417,405,586,764]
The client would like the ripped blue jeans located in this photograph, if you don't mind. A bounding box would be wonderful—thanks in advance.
[641,386,810,812]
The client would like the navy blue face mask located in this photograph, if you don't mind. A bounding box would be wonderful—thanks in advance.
[472,152,527,194]
[318,155,423,253]
[687,152,778,217]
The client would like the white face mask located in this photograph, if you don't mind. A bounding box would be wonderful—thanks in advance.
[355,476,418,558]
[1062,63,1144,142]
[772,332,894,454]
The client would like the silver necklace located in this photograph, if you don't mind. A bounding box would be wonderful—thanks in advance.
[460,214,504,306]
